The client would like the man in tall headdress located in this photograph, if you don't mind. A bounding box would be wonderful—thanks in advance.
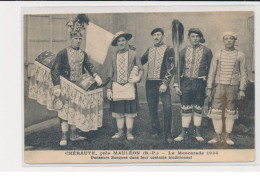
[174,28,213,142]
[141,28,175,142]
[207,32,247,145]
[51,14,103,146]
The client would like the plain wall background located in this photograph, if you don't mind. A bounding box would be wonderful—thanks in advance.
[24,11,254,126]
[88,11,254,102]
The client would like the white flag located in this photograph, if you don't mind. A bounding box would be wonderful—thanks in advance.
[86,22,114,64]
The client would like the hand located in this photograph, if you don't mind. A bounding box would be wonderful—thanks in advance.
[53,85,61,97]
[159,84,167,93]
[107,89,113,101]
[206,88,212,101]
[129,76,140,84]
[174,86,182,95]
[206,89,212,97]
[94,75,103,86]
[238,90,245,100]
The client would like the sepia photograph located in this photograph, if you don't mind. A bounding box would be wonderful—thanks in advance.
[23,10,255,163]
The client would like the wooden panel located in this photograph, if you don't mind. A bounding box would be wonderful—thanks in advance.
[52,18,68,41]
[28,15,50,41]
[52,41,70,54]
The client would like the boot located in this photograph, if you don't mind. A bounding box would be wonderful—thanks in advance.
[70,126,86,141]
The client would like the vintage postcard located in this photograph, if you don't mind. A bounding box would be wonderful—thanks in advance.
[23,8,255,164]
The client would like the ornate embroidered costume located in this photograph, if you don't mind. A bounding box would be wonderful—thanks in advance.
[142,43,175,86]
[173,28,212,142]
[141,41,175,138]
[51,47,96,86]
[49,14,103,146]
[175,44,213,116]
[108,48,143,118]
[107,31,144,141]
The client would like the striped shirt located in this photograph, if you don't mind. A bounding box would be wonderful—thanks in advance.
[219,50,238,85]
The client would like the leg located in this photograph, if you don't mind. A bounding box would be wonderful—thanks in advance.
[60,119,68,146]
[225,118,235,145]
[160,86,173,140]
[208,118,223,144]
[208,85,225,144]
[126,116,134,140]
[224,85,239,145]
[146,81,160,136]
[112,114,125,139]
[174,115,192,141]
[193,79,206,142]
[194,115,204,142]
[175,78,193,141]
[70,125,86,141]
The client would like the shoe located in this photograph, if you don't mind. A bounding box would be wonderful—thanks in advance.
[208,137,220,144]
[225,137,234,145]
[70,134,86,141]
[151,133,158,138]
[225,133,234,145]
[59,139,67,146]
[112,132,124,139]
[126,132,134,140]
[195,136,205,142]
[174,135,184,142]
[194,130,204,142]
[166,138,174,143]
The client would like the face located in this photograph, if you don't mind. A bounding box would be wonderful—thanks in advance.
[152,32,164,45]
[117,36,128,50]
[71,36,82,48]
[189,33,200,46]
[223,35,235,48]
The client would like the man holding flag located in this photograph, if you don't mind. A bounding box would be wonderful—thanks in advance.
[174,28,213,142]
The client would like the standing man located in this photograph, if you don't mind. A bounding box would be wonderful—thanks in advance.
[51,15,103,146]
[174,28,213,142]
[207,32,247,145]
[141,28,175,142]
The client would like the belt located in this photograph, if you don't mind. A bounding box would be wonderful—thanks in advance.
[183,76,206,81]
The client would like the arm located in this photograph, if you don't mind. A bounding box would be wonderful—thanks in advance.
[83,52,103,85]
[206,49,213,77]
[141,49,149,65]
[135,55,144,82]
[51,51,62,86]
[83,52,97,76]
[207,52,218,89]
[173,49,185,87]
[162,47,175,86]
[106,57,114,90]
[239,53,248,91]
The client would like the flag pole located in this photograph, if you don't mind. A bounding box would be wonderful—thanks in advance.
[171,19,184,135]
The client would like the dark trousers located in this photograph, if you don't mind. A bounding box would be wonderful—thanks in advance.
[146,80,172,138]
[180,77,206,115]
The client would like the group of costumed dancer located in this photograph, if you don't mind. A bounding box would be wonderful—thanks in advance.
[48,14,247,146]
